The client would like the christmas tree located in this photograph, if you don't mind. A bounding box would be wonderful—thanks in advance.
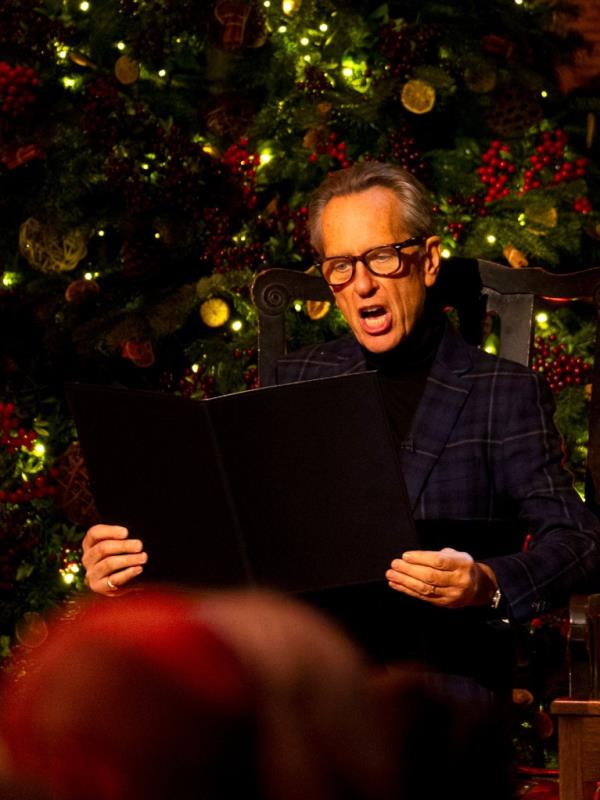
[1,2,599,766]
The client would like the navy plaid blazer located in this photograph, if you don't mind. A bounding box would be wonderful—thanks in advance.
[275,322,600,623]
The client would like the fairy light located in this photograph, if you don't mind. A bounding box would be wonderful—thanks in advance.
[484,343,498,355]
[540,90,548,98]
[191,363,200,374]
[518,213,526,226]
[263,0,271,5]
[62,77,77,89]
[97,229,105,237]
[303,54,311,62]
[278,25,287,33]
[57,48,68,59]
[116,42,126,51]
[141,162,150,170]
[231,320,243,332]
[259,151,273,165]
[282,0,295,13]
[486,234,497,244]
[535,312,549,325]
[294,302,302,312]
[2,272,18,287]
[79,1,90,11]
[154,232,161,239]
[158,69,167,77]
[61,571,76,585]
[319,23,328,32]
[441,248,451,259]
[342,66,353,78]
[34,443,46,457]
[514,0,524,4]
[300,36,309,46]
[84,272,93,280]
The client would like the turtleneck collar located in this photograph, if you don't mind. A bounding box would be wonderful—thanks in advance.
[360,308,446,377]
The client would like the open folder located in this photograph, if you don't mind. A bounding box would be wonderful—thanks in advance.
[67,372,419,594]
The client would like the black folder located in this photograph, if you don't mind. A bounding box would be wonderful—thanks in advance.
[66,372,419,594]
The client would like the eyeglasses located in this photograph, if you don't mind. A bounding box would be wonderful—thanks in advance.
[315,237,426,287]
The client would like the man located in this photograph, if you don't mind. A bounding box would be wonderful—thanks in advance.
[82,162,600,686]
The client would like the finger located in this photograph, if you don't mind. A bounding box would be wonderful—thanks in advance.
[82,538,145,570]
[83,525,129,552]
[87,552,148,584]
[388,561,454,588]
[385,568,440,597]
[387,580,448,606]
[88,565,145,595]
[400,549,463,571]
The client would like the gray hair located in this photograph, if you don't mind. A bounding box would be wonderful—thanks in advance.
[308,161,435,256]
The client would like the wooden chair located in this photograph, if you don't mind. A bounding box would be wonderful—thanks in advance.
[252,257,600,800]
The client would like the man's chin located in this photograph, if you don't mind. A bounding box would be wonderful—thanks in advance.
[355,331,403,354]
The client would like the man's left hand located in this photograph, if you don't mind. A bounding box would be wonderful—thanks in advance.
[385,548,498,608]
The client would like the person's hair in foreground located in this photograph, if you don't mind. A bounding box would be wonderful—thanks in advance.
[0,587,398,800]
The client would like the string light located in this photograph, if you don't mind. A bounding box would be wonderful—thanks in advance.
[300,37,309,46]
[486,234,497,244]
[154,232,161,239]
[62,77,77,89]
[57,48,68,59]
[263,0,271,5]
[514,0,524,4]
[33,443,46,457]
[116,42,126,51]
[342,66,353,78]
[282,0,295,13]
[319,23,328,32]
[441,248,451,259]
[191,363,200,374]
[540,90,548,98]
[259,151,273,165]
[294,302,302,312]
[158,69,167,77]
[278,25,287,33]
[2,272,18,287]
[231,320,243,332]
[79,1,90,10]
[535,312,549,325]
[84,272,93,280]
[97,229,105,237]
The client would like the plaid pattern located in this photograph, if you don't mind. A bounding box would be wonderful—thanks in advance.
[276,323,600,622]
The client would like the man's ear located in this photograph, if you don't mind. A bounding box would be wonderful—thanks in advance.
[423,236,441,287]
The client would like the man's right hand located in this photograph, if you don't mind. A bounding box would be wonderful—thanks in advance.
[82,525,148,595]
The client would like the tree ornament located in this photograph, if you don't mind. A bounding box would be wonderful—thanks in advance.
[0,142,44,170]
[121,338,155,368]
[486,86,543,137]
[18,218,88,273]
[463,63,497,94]
[15,612,48,649]
[54,441,99,527]
[200,297,231,327]
[306,299,331,320]
[68,51,96,69]
[503,243,529,268]
[64,278,100,303]
[114,55,140,85]
[400,79,436,114]
[525,206,558,231]
[214,1,251,50]
[586,112,596,149]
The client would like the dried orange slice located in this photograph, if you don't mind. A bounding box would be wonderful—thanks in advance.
[400,79,436,114]
[306,299,331,320]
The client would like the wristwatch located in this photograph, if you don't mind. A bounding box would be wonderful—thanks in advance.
[490,587,502,610]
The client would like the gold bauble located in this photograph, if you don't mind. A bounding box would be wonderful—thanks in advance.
[114,55,140,85]
[15,612,48,649]
[400,79,436,114]
[200,297,231,328]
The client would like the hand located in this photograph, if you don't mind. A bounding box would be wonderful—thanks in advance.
[82,524,148,596]
[385,547,497,609]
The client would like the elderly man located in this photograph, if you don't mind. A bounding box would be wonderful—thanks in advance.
[82,162,600,686]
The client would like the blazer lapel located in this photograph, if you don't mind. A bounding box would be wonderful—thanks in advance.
[399,324,474,511]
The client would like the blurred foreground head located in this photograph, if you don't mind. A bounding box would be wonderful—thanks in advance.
[0,587,396,800]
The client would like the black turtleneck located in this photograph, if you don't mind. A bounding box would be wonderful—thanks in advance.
[360,309,446,447]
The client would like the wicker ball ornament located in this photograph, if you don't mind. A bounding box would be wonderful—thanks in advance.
[19,217,87,273]
[54,441,99,528]
[486,86,543,137]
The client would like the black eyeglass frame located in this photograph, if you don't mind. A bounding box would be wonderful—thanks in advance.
[314,236,427,287]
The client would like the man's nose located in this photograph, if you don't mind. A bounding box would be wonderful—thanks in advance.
[352,260,378,295]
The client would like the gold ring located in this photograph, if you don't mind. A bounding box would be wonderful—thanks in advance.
[106,577,117,591]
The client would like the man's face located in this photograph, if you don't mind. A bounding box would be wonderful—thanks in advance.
[320,186,440,353]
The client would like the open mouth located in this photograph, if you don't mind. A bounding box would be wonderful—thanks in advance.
[358,306,392,334]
